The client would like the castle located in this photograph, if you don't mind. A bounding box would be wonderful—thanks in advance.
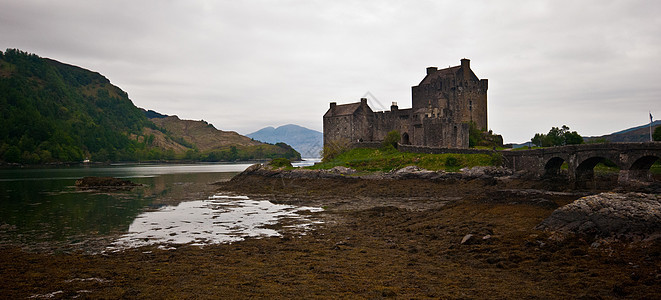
[324,59,488,149]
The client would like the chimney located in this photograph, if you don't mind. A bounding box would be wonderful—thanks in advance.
[426,67,438,75]
[461,58,470,70]
[360,98,367,105]
[330,102,336,109]
[391,101,398,111]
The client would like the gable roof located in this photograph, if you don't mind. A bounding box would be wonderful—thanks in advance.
[418,65,461,85]
[324,102,362,117]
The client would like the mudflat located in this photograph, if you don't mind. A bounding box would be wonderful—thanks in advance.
[1,173,659,299]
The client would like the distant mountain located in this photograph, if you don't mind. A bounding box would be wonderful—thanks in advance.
[0,49,298,164]
[585,121,660,143]
[248,124,323,158]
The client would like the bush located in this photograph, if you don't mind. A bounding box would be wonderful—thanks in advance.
[269,158,292,168]
[490,152,503,166]
[445,156,459,168]
[382,130,401,150]
[654,126,661,141]
[532,125,583,147]
[322,138,351,162]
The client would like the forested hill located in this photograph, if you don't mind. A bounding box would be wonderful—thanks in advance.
[0,49,152,163]
[0,49,299,164]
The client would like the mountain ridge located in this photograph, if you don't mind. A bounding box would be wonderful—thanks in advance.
[247,124,323,158]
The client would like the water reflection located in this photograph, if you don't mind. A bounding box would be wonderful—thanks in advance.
[0,160,322,252]
[110,194,322,250]
[0,164,243,252]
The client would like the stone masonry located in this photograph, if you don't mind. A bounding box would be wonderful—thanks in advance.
[323,59,488,149]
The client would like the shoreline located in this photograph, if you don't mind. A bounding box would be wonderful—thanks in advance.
[1,167,659,298]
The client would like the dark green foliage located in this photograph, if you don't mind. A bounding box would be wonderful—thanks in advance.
[322,138,351,163]
[309,148,497,172]
[0,49,150,163]
[143,109,168,119]
[586,137,608,144]
[268,158,293,168]
[490,152,503,166]
[654,126,661,141]
[199,143,300,162]
[531,125,583,147]
[445,156,460,168]
[382,130,401,150]
[468,122,503,148]
[0,49,299,164]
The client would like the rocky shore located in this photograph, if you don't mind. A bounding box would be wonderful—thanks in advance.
[1,164,659,298]
[74,176,142,191]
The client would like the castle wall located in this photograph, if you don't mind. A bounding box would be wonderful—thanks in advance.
[411,59,488,130]
[323,115,353,143]
[323,59,486,150]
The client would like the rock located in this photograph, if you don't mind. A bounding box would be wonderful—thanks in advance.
[327,166,356,175]
[75,176,140,190]
[461,234,475,245]
[536,192,661,241]
[461,166,514,179]
[391,166,436,179]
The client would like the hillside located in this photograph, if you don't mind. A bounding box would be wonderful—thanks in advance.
[150,116,261,151]
[0,49,299,164]
[247,124,323,158]
[0,49,152,163]
[586,120,660,143]
[145,113,300,161]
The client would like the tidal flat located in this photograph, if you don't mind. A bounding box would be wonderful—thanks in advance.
[1,169,660,299]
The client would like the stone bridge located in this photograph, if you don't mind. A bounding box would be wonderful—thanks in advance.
[500,142,661,184]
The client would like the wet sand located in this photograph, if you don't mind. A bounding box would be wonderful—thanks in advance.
[1,175,660,299]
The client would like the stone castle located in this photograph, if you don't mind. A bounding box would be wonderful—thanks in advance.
[324,59,488,149]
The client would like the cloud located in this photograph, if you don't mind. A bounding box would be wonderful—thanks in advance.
[1,0,660,143]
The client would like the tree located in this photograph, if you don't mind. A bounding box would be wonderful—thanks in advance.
[531,125,583,147]
[654,126,661,141]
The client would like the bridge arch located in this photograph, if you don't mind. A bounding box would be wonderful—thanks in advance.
[629,155,660,170]
[574,156,621,182]
[501,143,661,185]
[544,157,565,177]
[620,155,660,182]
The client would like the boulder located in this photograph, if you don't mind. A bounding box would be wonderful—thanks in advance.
[75,176,140,190]
[536,192,661,241]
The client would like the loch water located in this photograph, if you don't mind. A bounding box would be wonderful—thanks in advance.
[0,160,320,253]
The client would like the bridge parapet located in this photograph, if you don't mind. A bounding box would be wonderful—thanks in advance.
[500,142,661,184]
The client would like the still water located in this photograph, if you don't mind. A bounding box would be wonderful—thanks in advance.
[0,160,320,253]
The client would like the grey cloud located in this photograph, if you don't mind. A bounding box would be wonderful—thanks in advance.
[1,0,660,143]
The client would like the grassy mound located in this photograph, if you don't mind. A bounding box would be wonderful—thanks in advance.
[308,148,502,172]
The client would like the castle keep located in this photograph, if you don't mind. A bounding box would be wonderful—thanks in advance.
[324,59,488,149]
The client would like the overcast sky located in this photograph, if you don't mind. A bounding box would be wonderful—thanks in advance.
[2,0,660,143]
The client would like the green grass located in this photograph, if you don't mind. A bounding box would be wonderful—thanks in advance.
[511,146,543,151]
[306,148,501,172]
[651,161,661,175]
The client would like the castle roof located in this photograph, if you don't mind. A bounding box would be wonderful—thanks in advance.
[418,65,461,85]
[324,102,362,117]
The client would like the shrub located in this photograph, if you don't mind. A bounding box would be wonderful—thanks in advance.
[490,152,503,166]
[382,130,401,150]
[268,158,292,168]
[445,156,459,168]
[322,138,351,162]
[654,126,661,141]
